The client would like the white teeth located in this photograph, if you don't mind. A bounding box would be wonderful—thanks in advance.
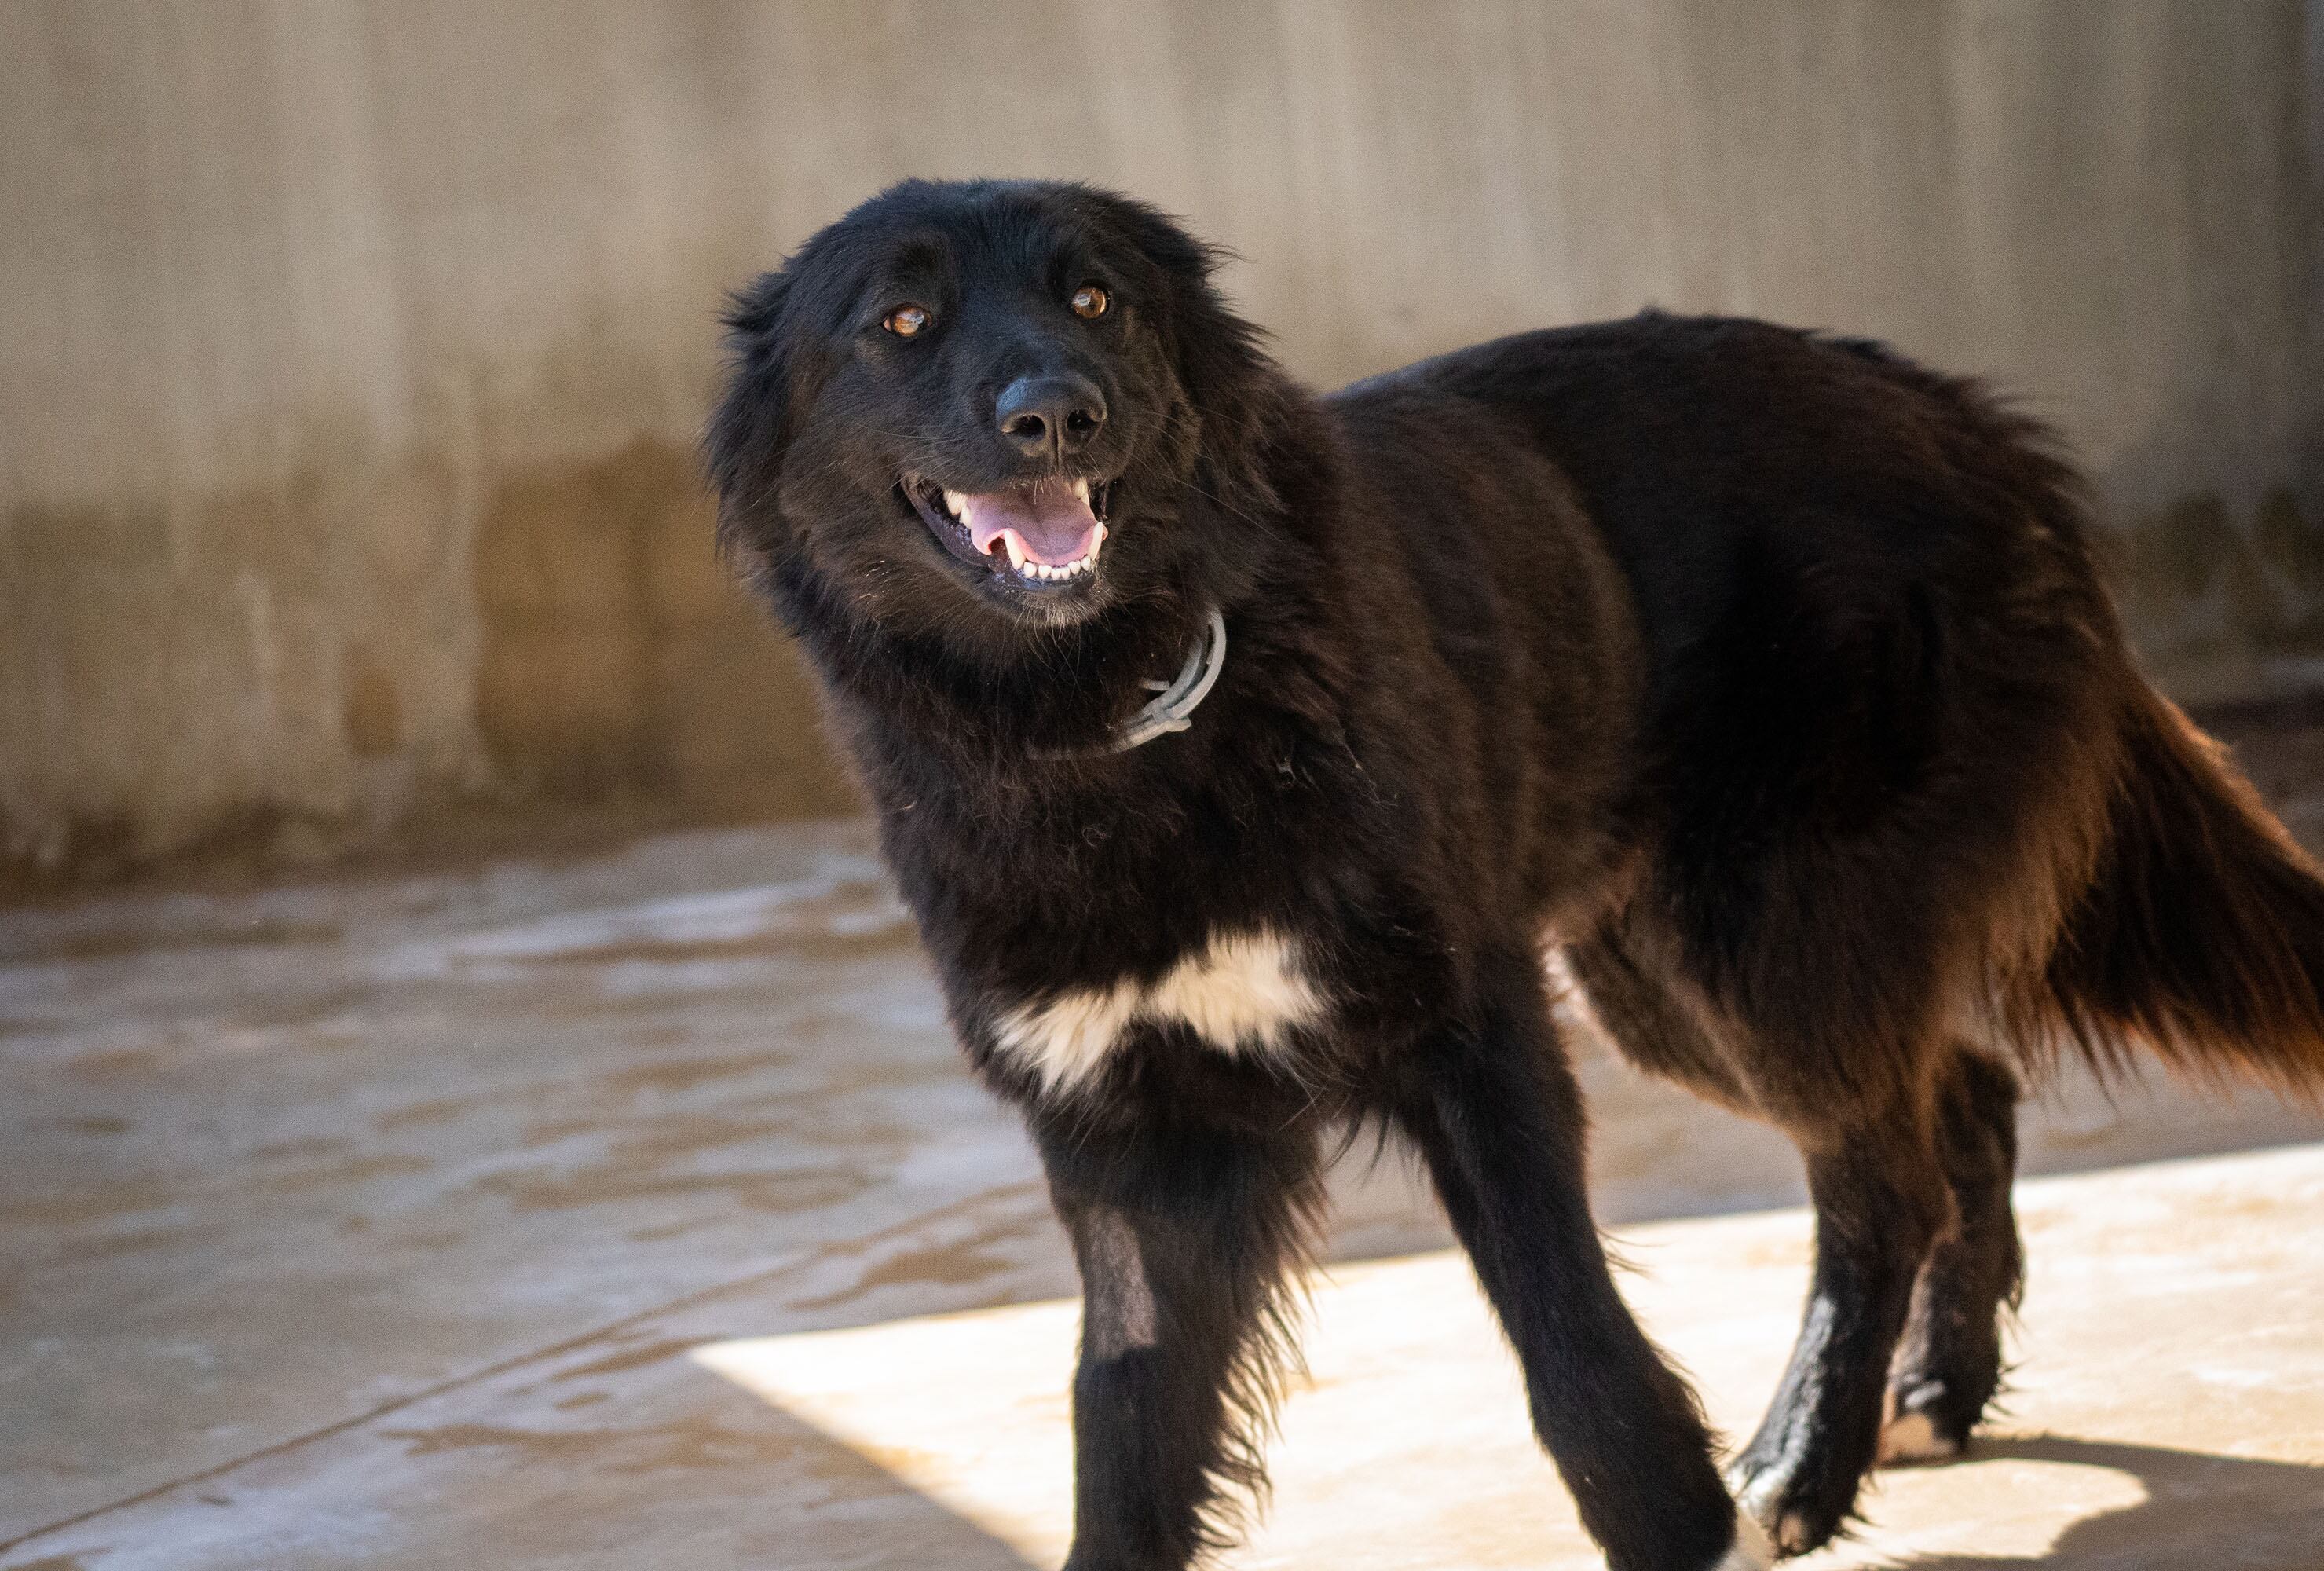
[994,523,1106,584]
[1017,551,1096,583]
[1073,478,1091,504]
[942,489,967,518]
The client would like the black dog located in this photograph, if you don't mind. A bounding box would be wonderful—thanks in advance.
[707,180,2324,1570]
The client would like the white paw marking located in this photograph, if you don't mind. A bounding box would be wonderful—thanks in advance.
[1712,1507,1776,1569]
[1876,1408,1960,1466]
[991,929,1323,1096]
[1776,1512,1814,1556]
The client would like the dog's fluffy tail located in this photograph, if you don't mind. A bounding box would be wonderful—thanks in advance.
[2031,688,2324,1099]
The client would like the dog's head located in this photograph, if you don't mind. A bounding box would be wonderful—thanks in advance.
[707,181,1284,648]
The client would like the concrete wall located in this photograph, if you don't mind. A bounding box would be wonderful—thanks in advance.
[4,1,2320,883]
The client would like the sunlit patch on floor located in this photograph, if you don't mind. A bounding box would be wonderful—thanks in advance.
[690,1151,2324,1571]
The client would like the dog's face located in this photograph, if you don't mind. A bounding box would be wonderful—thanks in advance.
[708,181,1278,643]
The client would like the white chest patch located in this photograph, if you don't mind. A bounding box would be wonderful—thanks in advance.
[991,929,1325,1097]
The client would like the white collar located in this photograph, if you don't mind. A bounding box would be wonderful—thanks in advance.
[1050,608,1228,757]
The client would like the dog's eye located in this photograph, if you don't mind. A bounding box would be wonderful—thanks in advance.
[1071,285,1109,320]
[883,304,931,337]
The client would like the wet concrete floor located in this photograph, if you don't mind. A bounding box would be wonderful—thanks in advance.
[2,789,2321,1567]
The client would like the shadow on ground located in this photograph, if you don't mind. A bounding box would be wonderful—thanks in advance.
[1894,1436,2324,1569]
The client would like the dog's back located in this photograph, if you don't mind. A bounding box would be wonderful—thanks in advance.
[1350,311,2324,1108]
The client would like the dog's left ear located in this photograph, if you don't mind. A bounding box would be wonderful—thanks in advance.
[704,268,797,564]
[1104,198,1288,515]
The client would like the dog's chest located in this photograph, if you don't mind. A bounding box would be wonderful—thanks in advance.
[988,929,1326,1097]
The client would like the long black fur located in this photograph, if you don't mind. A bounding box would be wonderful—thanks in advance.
[707,179,2324,1569]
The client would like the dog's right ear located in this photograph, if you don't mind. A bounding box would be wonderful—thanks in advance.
[704,268,796,563]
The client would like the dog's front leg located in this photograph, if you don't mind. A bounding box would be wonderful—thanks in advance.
[1390,950,1770,1571]
[1032,1109,1321,1571]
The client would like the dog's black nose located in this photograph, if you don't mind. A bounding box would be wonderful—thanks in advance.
[996,373,1107,460]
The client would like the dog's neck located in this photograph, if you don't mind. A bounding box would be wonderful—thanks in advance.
[1032,608,1229,760]
[779,555,1230,773]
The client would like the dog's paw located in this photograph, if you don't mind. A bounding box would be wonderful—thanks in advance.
[1876,1408,1964,1467]
[1876,1382,1973,1467]
[1723,1461,1842,1560]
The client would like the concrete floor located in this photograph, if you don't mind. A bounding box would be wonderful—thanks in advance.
[3,811,2322,1569]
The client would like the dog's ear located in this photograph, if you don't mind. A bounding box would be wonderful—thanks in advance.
[1105,199,1288,516]
[704,268,797,564]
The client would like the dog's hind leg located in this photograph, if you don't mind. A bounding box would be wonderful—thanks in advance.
[1571,917,1985,1551]
[1880,1046,2023,1465]
[1391,947,1770,1571]
[1726,1073,1953,1555]
[1032,1106,1323,1571]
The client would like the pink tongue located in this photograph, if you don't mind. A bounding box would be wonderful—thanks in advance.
[959,478,1100,566]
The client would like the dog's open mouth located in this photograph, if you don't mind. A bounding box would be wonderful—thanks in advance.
[904,474,1116,586]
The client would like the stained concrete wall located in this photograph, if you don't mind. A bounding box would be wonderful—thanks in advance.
[4,2,2320,883]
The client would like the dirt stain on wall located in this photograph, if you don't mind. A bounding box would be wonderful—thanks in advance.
[342,644,405,760]
[2,435,862,897]
[470,438,857,822]
[2120,487,2324,698]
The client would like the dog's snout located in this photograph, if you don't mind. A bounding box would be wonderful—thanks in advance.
[996,372,1107,460]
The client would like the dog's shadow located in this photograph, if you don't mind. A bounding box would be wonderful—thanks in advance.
[1886,1434,2324,1569]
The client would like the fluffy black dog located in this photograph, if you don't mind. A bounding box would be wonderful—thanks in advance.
[707,179,2324,1570]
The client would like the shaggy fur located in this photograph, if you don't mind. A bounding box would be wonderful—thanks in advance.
[707,179,2324,1570]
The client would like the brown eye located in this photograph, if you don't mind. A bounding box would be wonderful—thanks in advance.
[883,304,931,337]
[1071,284,1109,319]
